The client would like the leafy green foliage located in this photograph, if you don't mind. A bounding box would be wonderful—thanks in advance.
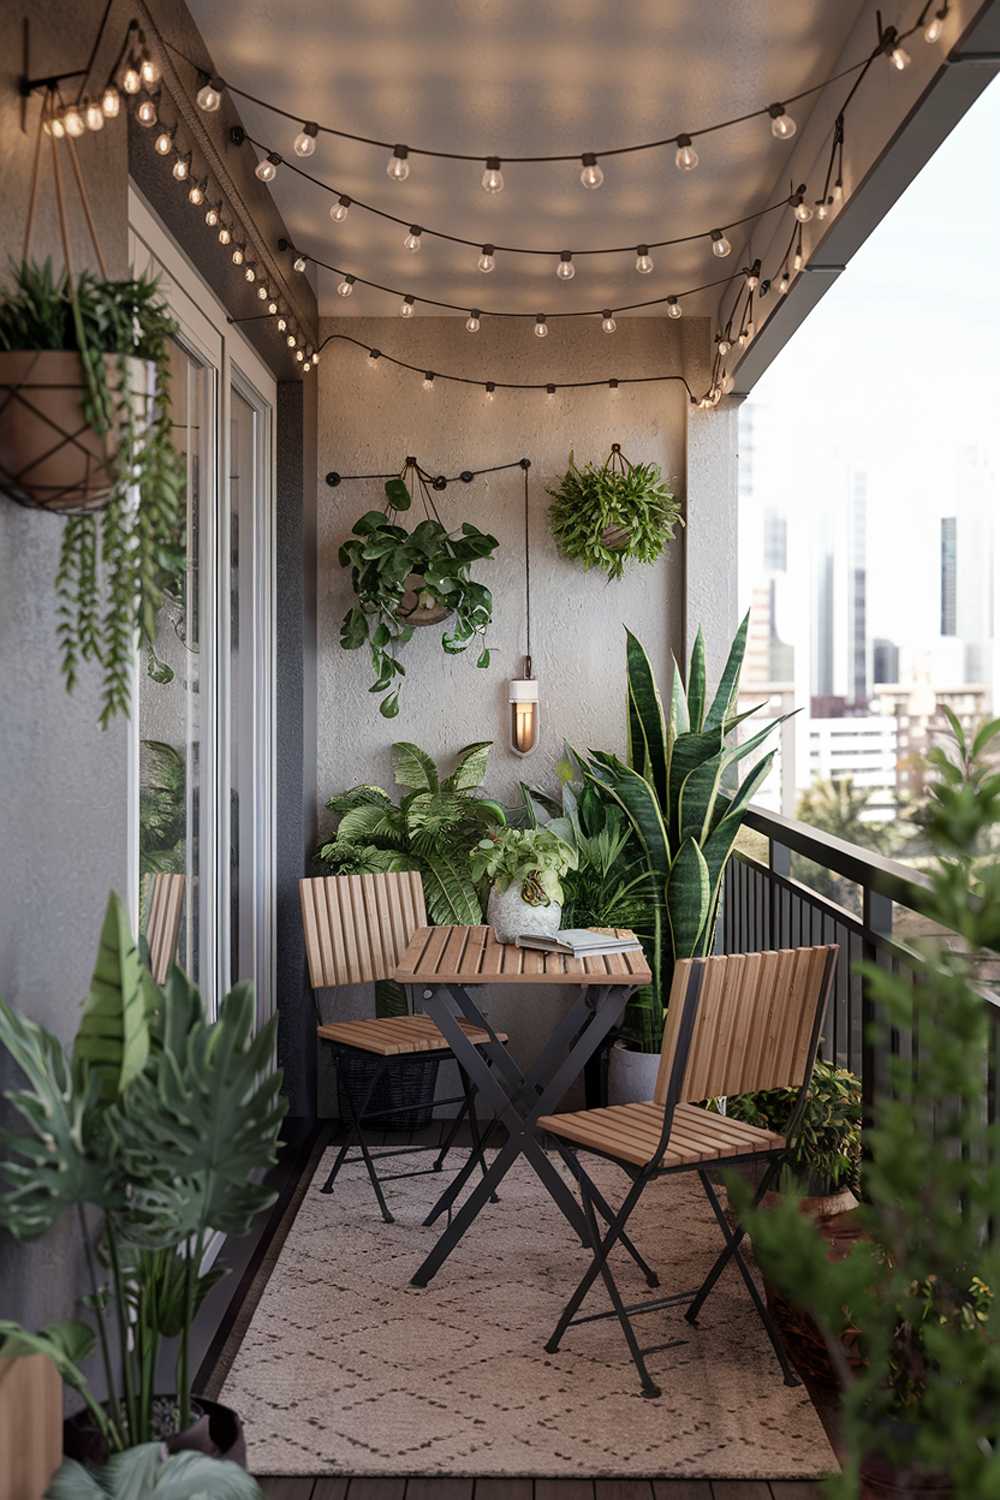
[44,1445,261,1499]
[469,826,577,907]
[738,716,1000,1497]
[728,1059,862,1194]
[316,741,507,936]
[339,480,498,715]
[0,895,286,1449]
[547,450,683,581]
[0,260,186,725]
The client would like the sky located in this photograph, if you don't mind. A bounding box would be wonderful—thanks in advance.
[740,75,1000,656]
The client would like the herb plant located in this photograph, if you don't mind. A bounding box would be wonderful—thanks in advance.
[547,447,682,581]
[0,260,185,725]
[469,826,577,907]
[728,1059,862,1194]
[339,477,498,717]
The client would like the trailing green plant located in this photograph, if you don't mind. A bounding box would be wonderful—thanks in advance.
[728,1059,862,1195]
[138,740,186,897]
[736,714,1000,1498]
[547,447,682,581]
[0,893,286,1450]
[582,616,790,1050]
[0,260,185,725]
[339,476,498,717]
[45,1445,260,1499]
[469,825,577,907]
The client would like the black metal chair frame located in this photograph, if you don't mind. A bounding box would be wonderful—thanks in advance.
[543,948,838,1398]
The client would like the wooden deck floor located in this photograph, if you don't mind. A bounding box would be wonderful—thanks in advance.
[258,1478,824,1499]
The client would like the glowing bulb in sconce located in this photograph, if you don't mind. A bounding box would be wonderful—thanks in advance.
[635,245,654,274]
[667,296,682,319]
[675,133,699,171]
[478,245,496,273]
[387,145,410,181]
[293,122,318,156]
[400,296,415,317]
[769,104,797,139]
[83,98,104,132]
[601,312,617,333]
[534,316,548,338]
[255,154,279,183]
[481,156,504,193]
[579,153,603,189]
[510,669,540,756]
[711,230,732,258]
[556,252,575,280]
[330,196,351,222]
[403,227,422,253]
[465,311,481,332]
[336,276,355,297]
[196,78,222,112]
[101,86,120,118]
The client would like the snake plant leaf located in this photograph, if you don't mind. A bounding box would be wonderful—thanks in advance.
[586,756,670,882]
[677,750,726,845]
[521,784,562,825]
[668,655,690,738]
[421,848,484,925]
[625,629,668,802]
[73,892,150,1103]
[666,838,711,958]
[699,751,777,951]
[445,740,493,792]
[687,626,707,732]
[722,710,798,774]
[667,727,726,846]
[627,681,646,780]
[703,609,750,730]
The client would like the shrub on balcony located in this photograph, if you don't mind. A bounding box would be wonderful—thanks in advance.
[547,447,682,581]
[728,1058,862,1196]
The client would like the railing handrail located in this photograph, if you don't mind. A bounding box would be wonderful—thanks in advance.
[744,803,933,914]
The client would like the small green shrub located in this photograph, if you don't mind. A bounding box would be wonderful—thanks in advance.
[547,448,682,581]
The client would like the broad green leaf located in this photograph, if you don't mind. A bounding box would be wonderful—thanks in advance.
[703,609,750,730]
[665,838,711,958]
[73,892,150,1102]
[0,1319,95,1399]
[391,740,439,792]
[677,751,725,845]
[421,849,483,925]
[446,740,493,792]
[625,629,668,803]
[972,717,1000,759]
[699,752,776,950]
[721,710,797,775]
[384,477,411,512]
[668,654,690,737]
[586,756,670,882]
[379,691,400,719]
[336,803,406,845]
[687,626,707,732]
[326,784,392,816]
[46,1445,263,1500]
[667,727,725,844]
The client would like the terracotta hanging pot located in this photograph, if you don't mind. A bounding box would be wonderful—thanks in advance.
[0,349,152,512]
[398,572,452,626]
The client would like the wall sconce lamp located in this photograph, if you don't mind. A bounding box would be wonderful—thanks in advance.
[510,663,540,756]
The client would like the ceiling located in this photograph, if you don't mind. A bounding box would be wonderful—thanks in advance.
[187,0,875,319]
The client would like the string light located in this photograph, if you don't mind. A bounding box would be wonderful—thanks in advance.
[924,5,948,42]
[171,153,191,182]
[255,153,280,182]
[218,225,232,246]
[478,245,496,273]
[832,179,844,204]
[793,191,814,223]
[580,153,604,189]
[601,312,617,333]
[302,359,312,372]
[267,299,278,314]
[675,134,698,171]
[187,179,206,206]
[556,252,575,280]
[546,383,556,400]
[277,317,287,331]
[711,230,732,257]
[205,203,220,227]
[635,246,654,274]
[368,349,381,365]
[884,27,912,69]
[232,244,245,265]
[153,126,174,155]
[330,195,351,222]
[423,372,435,390]
[287,332,297,348]
[403,226,423,253]
[122,58,142,95]
[293,122,318,156]
[482,157,504,194]
[769,104,797,139]
[296,348,305,362]
[465,311,481,332]
[534,315,548,338]
[45,112,66,139]
[196,77,222,111]
[257,283,269,300]
[667,296,682,318]
[83,98,104,132]
[485,382,495,402]
[336,275,355,297]
[140,54,159,87]
[400,295,415,317]
[746,260,761,290]
[778,269,790,293]
[608,378,619,391]
[387,145,410,181]
[63,104,85,138]
[101,86,120,119]
[293,255,307,272]
[718,335,731,355]
[244,264,256,282]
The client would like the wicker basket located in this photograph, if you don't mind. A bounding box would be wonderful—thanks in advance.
[0,350,152,512]
[336,1048,442,1132]
[398,572,452,626]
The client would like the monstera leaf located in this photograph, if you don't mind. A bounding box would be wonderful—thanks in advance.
[73,892,153,1102]
[45,1446,261,1500]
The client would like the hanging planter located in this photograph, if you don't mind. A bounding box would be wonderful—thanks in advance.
[547,443,683,581]
[338,462,498,717]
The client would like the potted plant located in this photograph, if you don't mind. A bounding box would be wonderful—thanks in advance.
[470,826,577,943]
[582,617,790,1102]
[0,893,285,1466]
[44,1445,261,1498]
[547,444,683,581]
[0,261,185,726]
[737,714,1000,1499]
[339,477,498,717]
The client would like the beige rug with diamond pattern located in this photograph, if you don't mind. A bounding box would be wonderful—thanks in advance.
[219,1146,836,1477]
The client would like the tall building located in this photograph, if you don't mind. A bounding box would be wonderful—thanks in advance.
[847,472,869,707]
[873,638,900,685]
[810,470,870,707]
[763,508,788,572]
[806,716,898,822]
[940,516,957,637]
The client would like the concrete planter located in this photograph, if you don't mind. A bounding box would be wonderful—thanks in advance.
[487,882,561,944]
[607,1042,659,1104]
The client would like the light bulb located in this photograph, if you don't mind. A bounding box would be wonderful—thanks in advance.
[154,128,173,156]
[711,230,732,258]
[136,98,157,127]
[287,333,296,348]
[293,123,318,157]
[746,320,755,338]
[793,248,803,272]
[580,153,603,189]
[769,105,796,139]
[46,114,65,139]
[172,155,190,182]
[556,252,575,280]
[546,384,556,401]
[738,330,747,348]
[465,312,481,332]
[778,271,790,294]
[293,255,307,273]
[233,245,245,265]
[387,145,410,181]
[296,348,304,362]
[667,296,682,319]
[63,105,85,138]
[267,299,278,314]
[832,180,844,204]
[244,265,256,283]
[601,312,617,333]
[400,296,415,317]
[485,382,495,402]
[403,227,422,253]
[336,276,354,297]
[481,156,504,193]
[311,350,320,364]
[330,195,350,222]
[746,266,760,290]
[101,85,120,119]
[277,317,287,331]
[188,181,205,206]
[924,10,945,42]
[196,80,222,112]
[794,199,813,223]
[675,134,699,171]
[205,204,220,227]
[889,43,911,70]
[368,350,380,366]
[608,378,619,392]
[84,99,104,132]
[635,245,654,274]
[122,62,141,95]
[218,225,232,245]
[534,316,548,338]
[302,360,311,373]
[817,201,829,221]
[423,373,435,390]
[140,56,158,86]
[718,337,731,355]
[478,245,496,273]
[257,284,269,300]
[255,156,278,183]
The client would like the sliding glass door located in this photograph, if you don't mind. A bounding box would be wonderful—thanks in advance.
[128,188,276,1023]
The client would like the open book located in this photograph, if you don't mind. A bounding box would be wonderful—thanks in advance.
[515,929,643,959]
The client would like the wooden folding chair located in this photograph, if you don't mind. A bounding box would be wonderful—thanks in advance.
[143,872,185,985]
[300,872,506,1223]
[538,944,838,1397]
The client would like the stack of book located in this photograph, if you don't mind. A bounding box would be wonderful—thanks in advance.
[514,928,643,959]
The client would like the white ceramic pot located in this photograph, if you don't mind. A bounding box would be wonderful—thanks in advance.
[607,1041,660,1105]
[487,882,561,945]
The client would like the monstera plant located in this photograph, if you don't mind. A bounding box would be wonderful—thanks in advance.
[584,615,790,1049]
[0,894,285,1453]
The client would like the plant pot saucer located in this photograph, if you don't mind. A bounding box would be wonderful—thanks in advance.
[399,572,452,626]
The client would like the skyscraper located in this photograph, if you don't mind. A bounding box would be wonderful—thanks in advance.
[847,471,870,707]
[873,638,900,684]
[941,516,957,637]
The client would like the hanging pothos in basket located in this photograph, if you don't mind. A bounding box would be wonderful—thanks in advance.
[339,463,499,718]
[547,444,683,581]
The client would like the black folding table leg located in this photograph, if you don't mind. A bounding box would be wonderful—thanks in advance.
[463,1063,499,1203]
[432,1088,471,1171]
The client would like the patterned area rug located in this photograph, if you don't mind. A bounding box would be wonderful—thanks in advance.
[220,1146,836,1478]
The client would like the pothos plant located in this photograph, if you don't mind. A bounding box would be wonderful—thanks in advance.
[547,445,683,582]
[469,826,578,907]
[339,476,498,717]
[0,261,185,725]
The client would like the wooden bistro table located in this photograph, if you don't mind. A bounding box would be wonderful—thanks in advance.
[395,923,651,1288]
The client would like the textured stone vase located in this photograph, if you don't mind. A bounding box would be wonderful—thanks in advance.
[487,882,561,944]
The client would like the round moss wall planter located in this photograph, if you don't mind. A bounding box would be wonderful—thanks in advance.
[547,443,683,581]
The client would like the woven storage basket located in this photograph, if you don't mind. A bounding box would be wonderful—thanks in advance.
[0,350,152,512]
[337,1047,442,1133]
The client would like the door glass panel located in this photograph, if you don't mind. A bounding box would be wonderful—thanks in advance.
[229,385,257,993]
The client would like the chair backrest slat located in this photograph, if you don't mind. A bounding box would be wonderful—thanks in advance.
[654,946,837,1105]
[299,872,427,989]
[144,872,185,986]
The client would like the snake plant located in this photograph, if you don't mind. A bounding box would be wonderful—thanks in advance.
[583,614,791,1049]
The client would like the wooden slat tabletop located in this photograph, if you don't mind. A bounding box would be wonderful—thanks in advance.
[394,926,651,987]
